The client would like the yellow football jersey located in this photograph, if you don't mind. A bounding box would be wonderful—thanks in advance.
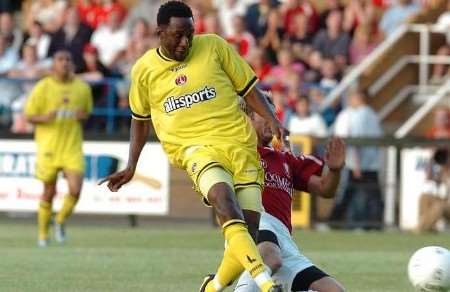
[129,34,259,166]
[25,76,93,161]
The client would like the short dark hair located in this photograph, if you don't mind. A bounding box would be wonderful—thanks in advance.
[157,1,193,26]
[433,148,448,165]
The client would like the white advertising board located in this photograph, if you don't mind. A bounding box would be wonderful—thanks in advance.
[0,140,169,215]
[400,148,432,230]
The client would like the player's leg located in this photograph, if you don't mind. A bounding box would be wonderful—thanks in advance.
[281,229,344,292]
[291,267,345,292]
[54,170,83,242]
[234,230,283,292]
[36,157,58,247]
[199,167,278,292]
[243,209,259,242]
[239,187,261,242]
[38,181,57,246]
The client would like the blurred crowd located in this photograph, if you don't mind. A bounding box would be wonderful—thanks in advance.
[0,0,446,134]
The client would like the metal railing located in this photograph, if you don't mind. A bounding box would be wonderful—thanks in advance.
[319,24,449,120]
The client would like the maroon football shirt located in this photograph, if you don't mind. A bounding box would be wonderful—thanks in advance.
[258,146,324,233]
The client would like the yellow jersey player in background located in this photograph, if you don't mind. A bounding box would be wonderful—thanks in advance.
[100,1,286,292]
[25,51,93,247]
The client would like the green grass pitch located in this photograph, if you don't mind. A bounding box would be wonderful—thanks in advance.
[1,222,449,292]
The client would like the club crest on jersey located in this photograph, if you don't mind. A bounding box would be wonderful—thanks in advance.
[164,86,217,113]
[175,74,187,86]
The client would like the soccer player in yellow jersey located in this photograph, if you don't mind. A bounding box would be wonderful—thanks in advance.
[100,2,286,291]
[25,51,93,247]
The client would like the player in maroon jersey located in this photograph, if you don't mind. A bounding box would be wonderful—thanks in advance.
[235,97,345,292]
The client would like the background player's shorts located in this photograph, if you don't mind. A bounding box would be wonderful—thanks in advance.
[181,144,264,209]
[258,212,317,291]
[35,151,85,183]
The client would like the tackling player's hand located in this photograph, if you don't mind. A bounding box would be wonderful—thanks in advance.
[98,167,135,192]
[269,118,290,151]
[325,137,346,172]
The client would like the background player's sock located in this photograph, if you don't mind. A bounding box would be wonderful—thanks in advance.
[38,201,52,240]
[55,194,78,224]
[222,220,275,292]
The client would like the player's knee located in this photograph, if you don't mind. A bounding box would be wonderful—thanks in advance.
[208,183,243,221]
[42,183,56,201]
[266,256,282,274]
[69,190,81,199]
[311,279,345,292]
[333,281,346,292]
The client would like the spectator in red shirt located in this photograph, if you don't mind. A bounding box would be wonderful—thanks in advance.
[227,15,256,59]
[77,0,126,29]
[282,0,319,35]
[248,47,272,82]
[426,107,450,139]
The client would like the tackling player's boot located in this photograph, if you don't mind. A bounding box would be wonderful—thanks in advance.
[54,223,66,244]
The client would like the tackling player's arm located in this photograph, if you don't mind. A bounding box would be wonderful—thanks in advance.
[244,87,288,148]
[307,138,346,198]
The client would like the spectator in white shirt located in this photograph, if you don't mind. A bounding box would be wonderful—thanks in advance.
[288,95,328,137]
[24,21,51,61]
[91,9,128,68]
[379,0,419,37]
[331,88,384,230]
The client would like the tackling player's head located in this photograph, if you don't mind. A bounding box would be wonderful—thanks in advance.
[52,50,74,81]
[242,93,276,147]
[157,1,194,61]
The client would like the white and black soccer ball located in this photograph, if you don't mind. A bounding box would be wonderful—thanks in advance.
[408,246,450,292]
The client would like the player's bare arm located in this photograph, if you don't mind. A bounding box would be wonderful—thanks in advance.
[75,110,90,121]
[99,119,151,191]
[307,137,346,198]
[244,87,288,148]
[26,111,57,124]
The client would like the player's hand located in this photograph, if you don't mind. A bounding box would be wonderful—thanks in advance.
[75,110,89,121]
[44,111,57,122]
[269,118,290,151]
[98,167,135,192]
[325,137,346,172]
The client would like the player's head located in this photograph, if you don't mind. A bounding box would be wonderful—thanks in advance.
[157,1,194,61]
[52,50,74,78]
[243,93,276,147]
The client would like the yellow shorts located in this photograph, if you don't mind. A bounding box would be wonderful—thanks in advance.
[182,144,264,210]
[35,151,85,183]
